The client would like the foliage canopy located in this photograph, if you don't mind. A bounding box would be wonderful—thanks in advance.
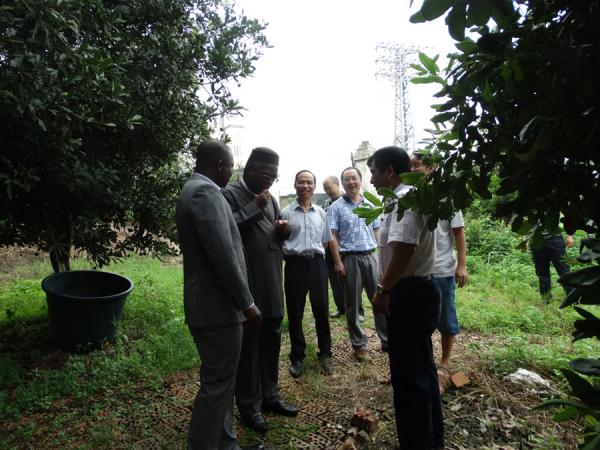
[0,0,268,272]
[407,1,600,447]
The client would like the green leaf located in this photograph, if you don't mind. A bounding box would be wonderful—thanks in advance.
[513,219,533,236]
[466,1,492,26]
[582,431,600,450]
[400,172,425,186]
[535,398,594,416]
[411,75,444,84]
[559,266,600,289]
[363,191,382,207]
[554,406,580,422]
[445,2,467,41]
[409,10,426,23]
[455,40,478,53]
[581,238,600,253]
[432,112,455,123]
[418,52,439,75]
[421,0,453,21]
[571,358,600,377]
[379,186,398,198]
[561,369,600,409]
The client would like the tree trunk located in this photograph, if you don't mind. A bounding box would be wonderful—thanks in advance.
[48,212,73,273]
[50,248,71,273]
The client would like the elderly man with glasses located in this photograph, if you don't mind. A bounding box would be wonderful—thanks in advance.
[222,148,299,435]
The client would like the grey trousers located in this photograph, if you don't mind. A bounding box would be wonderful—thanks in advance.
[188,323,243,450]
[341,252,388,350]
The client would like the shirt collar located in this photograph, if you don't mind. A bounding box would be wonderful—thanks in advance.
[394,183,411,195]
[342,193,363,205]
[293,199,315,211]
[193,172,220,189]
[240,178,257,197]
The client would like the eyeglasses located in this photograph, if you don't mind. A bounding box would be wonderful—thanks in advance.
[257,171,278,182]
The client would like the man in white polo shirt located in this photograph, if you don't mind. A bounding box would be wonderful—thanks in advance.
[368,146,443,450]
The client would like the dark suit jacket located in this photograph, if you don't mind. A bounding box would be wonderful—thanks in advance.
[176,174,254,327]
[221,181,284,318]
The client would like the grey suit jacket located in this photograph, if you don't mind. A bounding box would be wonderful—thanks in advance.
[176,174,254,327]
[221,182,284,318]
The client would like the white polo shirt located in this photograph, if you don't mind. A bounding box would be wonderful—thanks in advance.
[379,183,435,278]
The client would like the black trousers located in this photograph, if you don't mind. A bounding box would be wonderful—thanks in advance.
[387,277,443,450]
[284,256,332,362]
[235,316,282,416]
[531,234,571,297]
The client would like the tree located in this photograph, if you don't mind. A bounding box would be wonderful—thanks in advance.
[382,1,600,447]
[0,0,268,272]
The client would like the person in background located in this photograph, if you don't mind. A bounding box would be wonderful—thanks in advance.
[411,152,468,394]
[530,229,574,302]
[175,139,263,450]
[282,170,336,378]
[327,167,388,362]
[370,146,443,450]
[221,148,298,434]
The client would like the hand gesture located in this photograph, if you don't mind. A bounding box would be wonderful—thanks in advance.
[566,235,574,248]
[255,190,271,210]
[275,219,291,238]
[372,292,390,315]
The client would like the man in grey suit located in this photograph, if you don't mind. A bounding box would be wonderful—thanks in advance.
[222,148,299,434]
[176,139,264,450]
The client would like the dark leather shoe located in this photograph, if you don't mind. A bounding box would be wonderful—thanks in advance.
[240,445,264,450]
[289,360,302,378]
[240,411,268,434]
[319,356,334,375]
[264,399,299,417]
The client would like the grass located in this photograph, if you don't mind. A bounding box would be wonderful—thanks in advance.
[0,255,197,422]
[0,231,598,448]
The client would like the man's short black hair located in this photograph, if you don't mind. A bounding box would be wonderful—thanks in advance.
[341,166,361,182]
[295,169,316,184]
[367,146,411,175]
[193,139,230,172]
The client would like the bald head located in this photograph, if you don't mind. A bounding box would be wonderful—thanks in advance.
[323,175,341,200]
[193,139,234,187]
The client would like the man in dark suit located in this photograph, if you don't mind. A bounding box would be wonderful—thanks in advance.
[222,148,299,434]
[176,139,263,450]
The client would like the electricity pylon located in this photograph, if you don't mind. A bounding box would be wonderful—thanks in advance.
[376,43,420,152]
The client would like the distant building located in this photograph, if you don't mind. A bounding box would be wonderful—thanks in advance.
[351,141,377,195]
[279,192,328,210]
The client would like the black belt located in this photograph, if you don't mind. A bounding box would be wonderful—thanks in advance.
[340,249,375,256]
[397,275,434,283]
[285,254,324,261]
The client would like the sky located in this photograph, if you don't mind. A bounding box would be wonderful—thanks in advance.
[226,0,456,195]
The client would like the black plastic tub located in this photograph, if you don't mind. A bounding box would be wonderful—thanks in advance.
[41,270,134,353]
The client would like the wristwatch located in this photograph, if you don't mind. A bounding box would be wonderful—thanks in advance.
[376,283,390,295]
